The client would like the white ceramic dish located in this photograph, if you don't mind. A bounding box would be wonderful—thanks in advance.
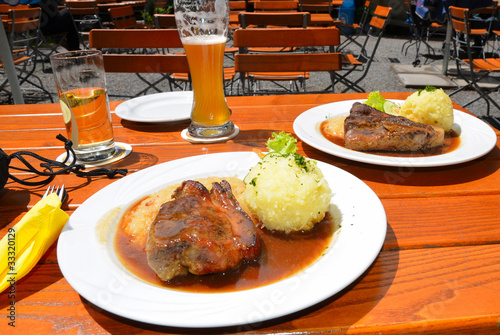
[114,91,193,123]
[293,99,497,167]
[57,152,386,328]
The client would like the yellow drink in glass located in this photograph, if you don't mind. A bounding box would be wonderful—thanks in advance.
[59,87,114,151]
[175,0,234,139]
[51,50,116,163]
[183,36,231,128]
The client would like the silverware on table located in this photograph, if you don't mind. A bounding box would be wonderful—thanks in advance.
[43,184,68,204]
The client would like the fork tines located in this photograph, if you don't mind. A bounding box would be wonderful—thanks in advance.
[43,184,67,203]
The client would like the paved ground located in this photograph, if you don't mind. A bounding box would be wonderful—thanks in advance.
[2,30,500,124]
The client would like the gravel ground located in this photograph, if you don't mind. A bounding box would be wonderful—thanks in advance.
[2,30,500,125]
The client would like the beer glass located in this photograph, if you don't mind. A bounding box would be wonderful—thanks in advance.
[175,0,234,138]
[50,50,115,163]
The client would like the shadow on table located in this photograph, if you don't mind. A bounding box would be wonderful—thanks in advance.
[119,119,190,133]
[302,144,500,188]
[0,257,65,310]
[80,224,399,334]
[0,188,32,226]
[101,151,159,172]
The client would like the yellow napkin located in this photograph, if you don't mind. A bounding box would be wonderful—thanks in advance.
[0,193,69,293]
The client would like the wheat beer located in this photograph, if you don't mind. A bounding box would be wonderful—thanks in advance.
[183,36,231,128]
[175,0,234,139]
[59,87,114,153]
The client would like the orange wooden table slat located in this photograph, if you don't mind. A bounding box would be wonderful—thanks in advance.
[1,245,500,334]
[0,93,499,334]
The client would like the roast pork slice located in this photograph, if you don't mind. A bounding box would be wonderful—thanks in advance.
[344,102,444,151]
[146,180,260,281]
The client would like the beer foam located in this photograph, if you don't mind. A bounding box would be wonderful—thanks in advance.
[175,0,229,39]
[181,35,227,45]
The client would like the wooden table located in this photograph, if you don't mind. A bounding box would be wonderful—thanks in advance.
[1,92,500,333]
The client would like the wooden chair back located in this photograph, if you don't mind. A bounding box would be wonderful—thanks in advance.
[3,7,42,64]
[152,0,168,10]
[229,0,247,28]
[89,29,190,74]
[230,0,247,11]
[65,0,100,16]
[233,27,341,92]
[447,5,500,115]
[234,27,339,51]
[368,4,391,30]
[449,5,495,35]
[154,13,176,28]
[108,5,140,29]
[0,4,29,18]
[2,7,41,64]
[299,0,331,14]
[1,7,52,102]
[449,6,490,60]
[254,1,299,12]
[449,6,468,34]
[3,8,41,33]
[355,5,391,56]
[238,12,310,28]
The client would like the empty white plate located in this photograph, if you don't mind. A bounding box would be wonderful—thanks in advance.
[115,91,193,123]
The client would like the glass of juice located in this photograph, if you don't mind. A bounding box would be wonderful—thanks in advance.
[50,50,116,163]
[175,0,235,139]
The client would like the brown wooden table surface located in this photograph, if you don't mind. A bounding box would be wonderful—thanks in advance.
[1,92,500,334]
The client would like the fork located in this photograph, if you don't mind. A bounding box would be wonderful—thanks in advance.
[43,185,68,204]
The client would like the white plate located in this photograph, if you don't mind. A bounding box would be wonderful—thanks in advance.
[57,152,386,328]
[294,99,498,167]
[114,91,193,123]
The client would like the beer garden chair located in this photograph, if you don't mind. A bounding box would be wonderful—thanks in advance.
[235,12,316,93]
[108,5,148,29]
[88,28,190,97]
[401,0,437,66]
[448,5,500,129]
[1,7,53,102]
[298,0,340,26]
[328,5,392,93]
[153,13,175,29]
[152,14,236,94]
[337,0,372,52]
[65,0,104,48]
[233,27,341,94]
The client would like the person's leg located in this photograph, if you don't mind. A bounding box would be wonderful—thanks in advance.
[41,9,80,51]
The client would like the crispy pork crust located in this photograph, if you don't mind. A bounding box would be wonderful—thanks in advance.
[146,180,260,281]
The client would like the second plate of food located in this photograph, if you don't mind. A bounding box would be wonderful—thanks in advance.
[293,99,497,167]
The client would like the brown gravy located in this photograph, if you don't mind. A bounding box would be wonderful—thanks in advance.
[115,212,335,293]
[320,119,461,157]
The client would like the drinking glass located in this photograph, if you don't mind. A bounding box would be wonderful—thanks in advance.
[175,0,235,138]
[50,50,115,163]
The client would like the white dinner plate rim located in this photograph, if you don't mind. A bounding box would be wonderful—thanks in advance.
[57,152,387,328]
[293,99,497,167]
[114,91,193,123]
